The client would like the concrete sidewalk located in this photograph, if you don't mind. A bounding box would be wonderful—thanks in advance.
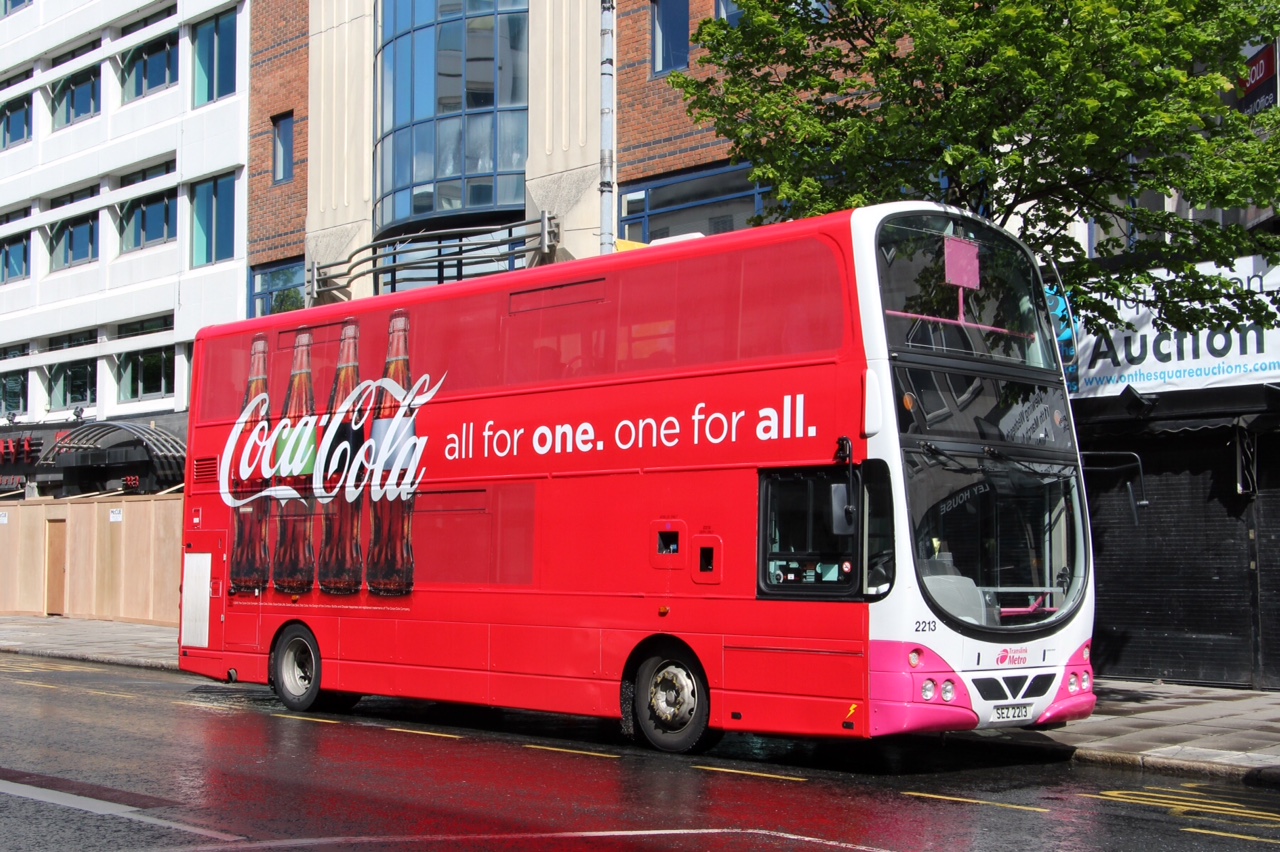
[1,614,1277,787]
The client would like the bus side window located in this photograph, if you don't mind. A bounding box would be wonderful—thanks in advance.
[862,460,895,596]
[759,467,860,597]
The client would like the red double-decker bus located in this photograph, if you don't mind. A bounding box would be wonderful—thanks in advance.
[179,202,1095,752]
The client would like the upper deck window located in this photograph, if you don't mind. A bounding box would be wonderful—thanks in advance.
[876,214,1057,371]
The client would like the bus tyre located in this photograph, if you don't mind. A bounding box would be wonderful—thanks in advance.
[273,624,323,712]
[634,650,714,754]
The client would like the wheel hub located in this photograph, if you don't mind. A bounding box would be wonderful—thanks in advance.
[282,639,313,697]
[649,663,696,730]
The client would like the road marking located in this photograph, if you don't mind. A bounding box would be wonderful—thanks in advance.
[1183,828,1280,845]
[11,680,57,689]
[82,689,138,699]
[524,744,619,759]
[172,700,221,710]
[693,765,807,782]
[0,779,242,842]
[385,727,463,739]
[903,792,1048,812]
[271,713,339,724]
[1084,790,1280,823]
[148,827,896,851]
[0,658,101,673]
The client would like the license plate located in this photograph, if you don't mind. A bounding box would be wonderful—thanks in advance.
[993,703,1031,721]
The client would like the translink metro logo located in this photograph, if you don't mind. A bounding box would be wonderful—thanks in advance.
[997,647,1029,666]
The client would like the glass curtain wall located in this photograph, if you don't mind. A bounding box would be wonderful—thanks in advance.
[374,0,528,233]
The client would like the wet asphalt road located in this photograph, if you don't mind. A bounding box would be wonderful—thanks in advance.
[1,656,1279,851]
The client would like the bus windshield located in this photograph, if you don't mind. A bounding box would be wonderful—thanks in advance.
[905,450,1086,631]
[877,214,1058,370]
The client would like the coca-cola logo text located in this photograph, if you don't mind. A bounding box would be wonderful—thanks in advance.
[219,374,446,508]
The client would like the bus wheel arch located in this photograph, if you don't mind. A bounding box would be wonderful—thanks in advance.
[271,622,323,712]
[268,621,362,714]
[622,636,718,754]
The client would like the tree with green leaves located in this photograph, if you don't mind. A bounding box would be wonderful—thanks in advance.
[671,0,1280,332]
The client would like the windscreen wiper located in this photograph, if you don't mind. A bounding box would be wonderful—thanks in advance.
[918,442,985,473]
[982,445,1074,481]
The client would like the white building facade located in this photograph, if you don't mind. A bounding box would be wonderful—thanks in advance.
[0,0,249,482]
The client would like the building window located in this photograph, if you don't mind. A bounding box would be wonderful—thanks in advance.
[0,234,28,283]
[52,69,101,129]
[249,260,305,318]
[0,344,25,416]
[0,370,24,414]
[50,186,98,209]
[620,164,771,243]
[50,330,96,351]
[715,0,742,25]
[373,0,528,230]
[121,160,176,187]
[652,0,689,74]
[273,113,294,183]
[2,0,31,18]
[51,214,99,270]
[1,95,31,149]
[119,346,175,401]
[192,172,235,266]
[122,192,177,252]
[51,360,96,409]
[121,5,176,35]
[118,315,173,338]
[123,34,179,102]
[193,10,236,107]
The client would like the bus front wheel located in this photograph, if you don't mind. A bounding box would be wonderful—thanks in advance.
[633,650,715,753]
[273,624,323,712]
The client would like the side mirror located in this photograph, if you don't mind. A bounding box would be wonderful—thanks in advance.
[830,483,857,536]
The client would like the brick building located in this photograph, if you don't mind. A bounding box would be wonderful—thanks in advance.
[245,0,308,316]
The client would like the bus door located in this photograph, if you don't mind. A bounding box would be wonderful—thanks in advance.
[181,529,226,654]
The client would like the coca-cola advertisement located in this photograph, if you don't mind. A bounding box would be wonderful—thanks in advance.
[218,312,443,598]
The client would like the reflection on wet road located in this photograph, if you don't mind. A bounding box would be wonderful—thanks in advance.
[1,659,1278,851]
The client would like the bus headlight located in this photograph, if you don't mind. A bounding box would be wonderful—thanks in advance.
[1081,672,1091,691]
[921,679,936,701]
[941,680,955,702]
[1068,673,1079,694]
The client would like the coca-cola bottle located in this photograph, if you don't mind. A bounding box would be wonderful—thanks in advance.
[318,319,364,594]
[229,334,271,591]
[273,329,317,595]
[366,309,415,595]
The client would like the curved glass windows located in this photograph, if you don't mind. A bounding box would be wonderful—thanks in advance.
[375,0,528,231]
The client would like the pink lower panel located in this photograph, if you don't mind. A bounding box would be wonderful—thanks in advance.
[867,699,979,736]
[1035,692,1096,726]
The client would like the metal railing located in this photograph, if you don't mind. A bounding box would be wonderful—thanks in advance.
[312,213,559,297]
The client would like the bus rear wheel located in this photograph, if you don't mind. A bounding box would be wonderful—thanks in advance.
[273,624,323,712]
[633,649,715,753]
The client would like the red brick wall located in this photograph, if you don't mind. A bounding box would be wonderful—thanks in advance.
[247,0,308,266]
[617,1,731,185]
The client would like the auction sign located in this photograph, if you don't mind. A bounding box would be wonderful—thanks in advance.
[1073,256,1280,399]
